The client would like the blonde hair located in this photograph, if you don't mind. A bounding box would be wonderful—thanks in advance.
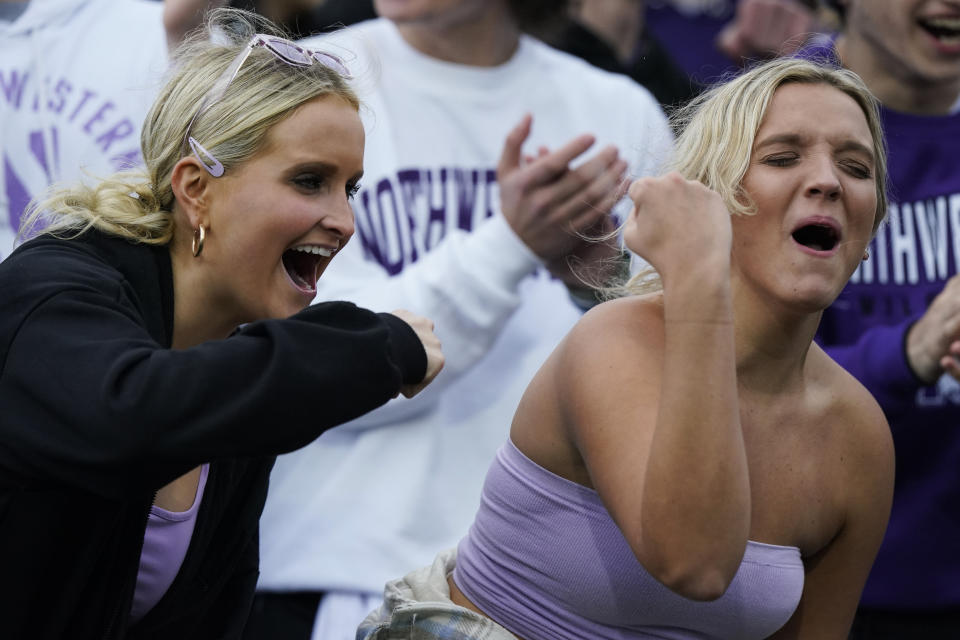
[619,56,888,296]
[19,8,359,245]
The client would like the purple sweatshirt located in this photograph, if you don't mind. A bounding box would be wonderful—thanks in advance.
[807,38,960,611]
[645,0,739,84]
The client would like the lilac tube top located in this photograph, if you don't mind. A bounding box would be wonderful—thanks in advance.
[452,441,804,640]
[130,463,210,623]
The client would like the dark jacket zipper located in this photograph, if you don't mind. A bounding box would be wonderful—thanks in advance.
[101,493,156,639]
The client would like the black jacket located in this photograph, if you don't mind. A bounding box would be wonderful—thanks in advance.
[0,231,426,638]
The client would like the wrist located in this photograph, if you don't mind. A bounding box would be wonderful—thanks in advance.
[905,320,941,384]
[660,256,730,293]
[662,268,733,324]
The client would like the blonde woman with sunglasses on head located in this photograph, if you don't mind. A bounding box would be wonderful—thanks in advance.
[0,8,442,639]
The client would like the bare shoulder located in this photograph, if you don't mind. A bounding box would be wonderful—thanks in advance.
[765,345,895,638]
[807,343,893,483]
[562,294,665,363]
[554,293,666,434]
[511,293,665,484]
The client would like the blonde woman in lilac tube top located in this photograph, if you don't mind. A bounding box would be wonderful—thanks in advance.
[358,57,895,640]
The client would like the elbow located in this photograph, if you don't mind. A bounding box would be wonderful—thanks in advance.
[636,499,751,601]
[652,564,735,602]
[640,541,744,601]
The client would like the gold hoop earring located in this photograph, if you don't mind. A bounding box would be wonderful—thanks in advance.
[192,224,206,257]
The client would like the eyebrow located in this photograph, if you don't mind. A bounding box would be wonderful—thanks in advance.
[833,140,875,161]
[288,161,364,181]
[755,133,875,162]
[291,160,337,174]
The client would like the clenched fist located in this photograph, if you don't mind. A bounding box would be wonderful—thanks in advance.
[623,173,732,286]
[390,309,445,398]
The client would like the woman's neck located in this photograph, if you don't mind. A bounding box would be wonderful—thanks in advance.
[730,282,821,394]
[168,240,239,350]
[393,5,520,67]
[836,34,960,115]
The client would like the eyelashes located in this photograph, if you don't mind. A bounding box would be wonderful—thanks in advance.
[839,162,872,179]
[761,155,796,168]
[292,174,363,199]
[293,174,324,191]
[759,155,873,179]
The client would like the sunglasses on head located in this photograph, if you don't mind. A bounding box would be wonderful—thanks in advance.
[183,34,352,177]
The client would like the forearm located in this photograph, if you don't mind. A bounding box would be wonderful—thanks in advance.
[641,273,749,599]
[319,216,540,384]
[1,298,423,496]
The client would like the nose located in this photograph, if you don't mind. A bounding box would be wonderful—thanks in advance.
[805,155,842,201]
[322,197,355,244]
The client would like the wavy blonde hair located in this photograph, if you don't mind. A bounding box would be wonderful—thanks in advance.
[618,56,888,296]
[20,8,359,245]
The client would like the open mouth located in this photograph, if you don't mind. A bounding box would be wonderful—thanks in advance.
[281,245,332,293]
[792,223,840,253]
[918,16,960,46]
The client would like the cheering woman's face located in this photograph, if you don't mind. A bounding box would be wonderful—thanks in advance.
[730,82,878,314]
[201,95,364,323]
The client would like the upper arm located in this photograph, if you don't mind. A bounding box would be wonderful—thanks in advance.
[770,383,894,639]
[1,284,196,490]
[1,279,414,496]
[555,297,664,552]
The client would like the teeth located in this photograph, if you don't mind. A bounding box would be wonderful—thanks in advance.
[925,17,960,30]
[920,16,960,41]
[292,245,333,257]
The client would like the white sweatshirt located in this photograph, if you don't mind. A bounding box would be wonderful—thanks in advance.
[0,0,167,261]
[257,17,671,596]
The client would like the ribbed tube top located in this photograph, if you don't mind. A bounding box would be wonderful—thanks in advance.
[452,440,804,639]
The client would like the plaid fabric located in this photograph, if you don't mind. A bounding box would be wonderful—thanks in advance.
[356,549,517,640]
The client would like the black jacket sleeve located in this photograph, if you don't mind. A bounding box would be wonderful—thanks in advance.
[0,244,426,498]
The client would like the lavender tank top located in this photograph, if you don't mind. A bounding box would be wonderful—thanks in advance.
[453,441,804,639]
[130,463,210,623]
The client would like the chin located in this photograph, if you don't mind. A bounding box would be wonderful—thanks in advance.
[782,285,843,315]
[375,0,417,21]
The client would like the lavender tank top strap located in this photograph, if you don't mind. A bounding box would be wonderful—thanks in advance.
[130,463,210,623]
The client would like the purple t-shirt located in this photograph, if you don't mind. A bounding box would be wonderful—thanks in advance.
[130,463,210,623]
[806,37,960,610]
